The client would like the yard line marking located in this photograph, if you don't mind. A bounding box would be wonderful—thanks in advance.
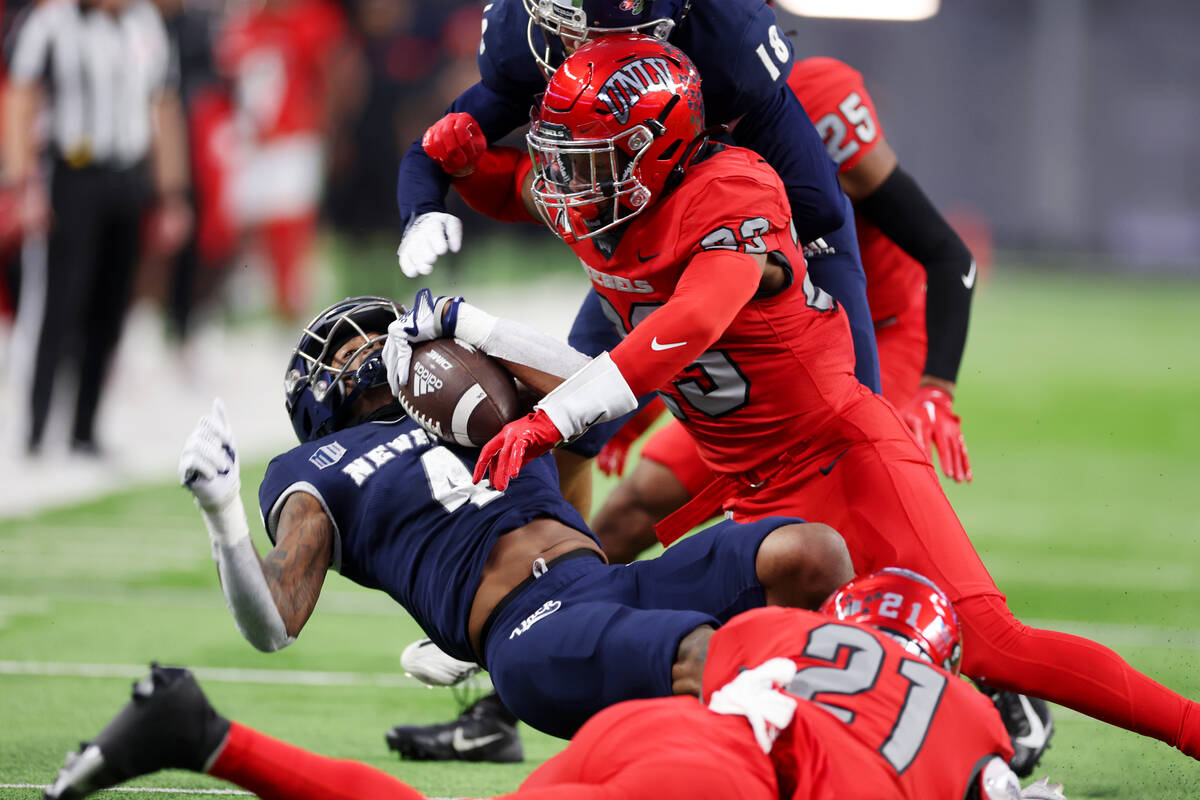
[0,661,493,690]
[1024,618,1200,651]
[0,786,250,796]
[0,784,456,799]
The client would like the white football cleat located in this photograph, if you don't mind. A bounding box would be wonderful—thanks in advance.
[1021,777,1067,800]
[401,638,481,686]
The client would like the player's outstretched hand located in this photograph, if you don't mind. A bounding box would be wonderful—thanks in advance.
[422,112,487,178]
[397,212,462,278]
[178,398,241,513]
[900,385,972,483]
[382,289,463,394]
[473,410,562,491]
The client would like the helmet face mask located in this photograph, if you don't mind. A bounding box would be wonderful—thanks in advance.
[819,567,963,676]
[524,0,682,75]
[285,296,404,443]
[527,34,704,244]
[528,120,654,242]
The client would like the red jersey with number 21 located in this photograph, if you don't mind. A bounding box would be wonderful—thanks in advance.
[567,145,864,474]
[703,607,1013,800]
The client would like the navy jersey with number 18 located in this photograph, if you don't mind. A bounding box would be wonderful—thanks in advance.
[257,416,593,662]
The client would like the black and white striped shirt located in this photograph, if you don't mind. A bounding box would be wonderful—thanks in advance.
[7,0,172,168]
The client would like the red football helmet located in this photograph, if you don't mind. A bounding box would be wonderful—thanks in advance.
[526,33,705,243]
[820,567,963,675]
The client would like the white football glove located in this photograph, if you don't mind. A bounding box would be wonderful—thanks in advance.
[397,212,463,278]
[179,398,250,552]
[179,398,241,513]
[400,638,481,686]
[382,288,462,395]
[708,657,798,754]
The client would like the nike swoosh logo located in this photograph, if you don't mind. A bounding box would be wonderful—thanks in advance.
[1013,695,1051,750]
[637,251,659,262]
[961,260,977,290]
[452,728,506,752]
[818,446,851,476]
[650,337,687,351]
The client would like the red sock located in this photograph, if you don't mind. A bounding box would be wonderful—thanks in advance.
[208,722,426,800]
[958,593,1200,759]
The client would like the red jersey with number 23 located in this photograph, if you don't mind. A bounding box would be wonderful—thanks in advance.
[568,145,865,474]
[702,607,1013,800]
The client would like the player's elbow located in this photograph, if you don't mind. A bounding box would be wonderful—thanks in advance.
[791,191,846,244]
[240,623,297,653]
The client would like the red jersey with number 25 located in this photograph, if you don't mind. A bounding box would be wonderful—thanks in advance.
[702,607,1013,800]
[788,58,923,324]
[568,145,863,474]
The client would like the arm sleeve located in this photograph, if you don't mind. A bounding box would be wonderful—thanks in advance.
[731,84,845,244]
[609,249,763,397]
[395,81,533,228]
[451,146,537,224]
[855,165,974,383]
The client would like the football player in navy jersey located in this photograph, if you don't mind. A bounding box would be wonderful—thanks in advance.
[396,0,881,475]
[177,295,852,742]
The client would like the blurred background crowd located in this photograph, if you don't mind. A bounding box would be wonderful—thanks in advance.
[0,0,1197,470]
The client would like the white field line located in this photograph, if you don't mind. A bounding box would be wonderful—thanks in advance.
[0,787,250,796]
[0,661,494,691]
[0,786,460,799]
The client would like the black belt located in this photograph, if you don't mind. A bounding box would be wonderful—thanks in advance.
[475,548,604,667]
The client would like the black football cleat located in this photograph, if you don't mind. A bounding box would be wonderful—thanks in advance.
[45,664,231,800]
[980,687,1055,778]
[385,691,523,763]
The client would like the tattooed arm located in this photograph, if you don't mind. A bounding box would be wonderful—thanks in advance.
[258,492,333,636]
[206,490,331,652]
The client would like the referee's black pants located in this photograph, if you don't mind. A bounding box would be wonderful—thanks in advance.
[27,159,150,452]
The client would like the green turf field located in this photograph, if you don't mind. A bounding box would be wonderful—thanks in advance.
[1,265,1199,799]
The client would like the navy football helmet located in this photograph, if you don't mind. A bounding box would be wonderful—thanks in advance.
[285,296,404,443]
[525,0,692,75]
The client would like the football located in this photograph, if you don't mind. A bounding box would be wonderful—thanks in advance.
[396,339,521,447]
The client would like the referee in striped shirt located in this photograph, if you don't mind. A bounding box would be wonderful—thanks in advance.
[2,0,190,456]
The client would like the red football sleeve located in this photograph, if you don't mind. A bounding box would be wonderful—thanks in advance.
[451,146,538,224]
[609,249,762,397]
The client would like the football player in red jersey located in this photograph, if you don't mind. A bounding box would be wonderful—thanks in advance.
[47,571,1062,800]
[592,54,976,570]
[400,33,1200,767]
[702,569,1016,800]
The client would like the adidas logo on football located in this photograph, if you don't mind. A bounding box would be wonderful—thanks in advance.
[411,362,445,397]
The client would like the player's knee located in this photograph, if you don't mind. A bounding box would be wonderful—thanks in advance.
[756,522,853,609]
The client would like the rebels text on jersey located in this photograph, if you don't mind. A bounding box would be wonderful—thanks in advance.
[702,607,1013,800]
[257,416,592,662]
[576,146,861,475]
[788,57,922,324]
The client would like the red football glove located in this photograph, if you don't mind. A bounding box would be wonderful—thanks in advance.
[473,409,563,491]
[422,112,487,178]
[900,386,972,483]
